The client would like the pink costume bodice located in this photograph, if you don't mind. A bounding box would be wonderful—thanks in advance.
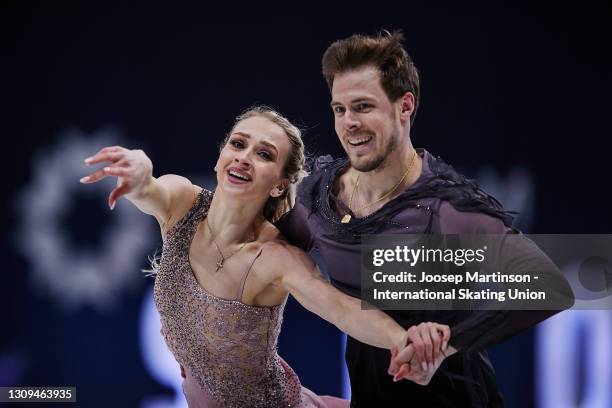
[153,189,304,407]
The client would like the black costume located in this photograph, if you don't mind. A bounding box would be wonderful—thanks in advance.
[277,149,573,407]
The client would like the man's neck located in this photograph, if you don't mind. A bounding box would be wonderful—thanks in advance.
[340,147,424,217]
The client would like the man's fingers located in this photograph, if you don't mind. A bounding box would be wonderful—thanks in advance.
[108,182,130,210]
[392,343,414,366]
[388,345,399,375]
[393,364,410,382]
[389,344,413,375]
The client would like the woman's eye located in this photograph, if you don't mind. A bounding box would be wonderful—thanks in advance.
[333,106,345,114]
[258,151,272,160]
[230,140,244,148]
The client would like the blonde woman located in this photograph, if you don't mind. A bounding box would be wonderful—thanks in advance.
[80,106,449,407]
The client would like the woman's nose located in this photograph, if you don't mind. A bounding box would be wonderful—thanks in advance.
[234,150,252,167]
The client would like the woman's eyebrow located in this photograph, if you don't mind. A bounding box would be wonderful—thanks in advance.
[231,131,251,138]
[232,131,278,154]
[259,141,278,155]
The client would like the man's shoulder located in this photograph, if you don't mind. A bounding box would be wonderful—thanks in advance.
[302,155,346,183]
[437,200,511,234]
[311,154,341,172]
[294,155,346,209]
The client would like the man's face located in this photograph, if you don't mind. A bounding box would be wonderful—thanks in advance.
[330,66,405,172]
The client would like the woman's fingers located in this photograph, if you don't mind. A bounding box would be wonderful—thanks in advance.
[108,181,131,210]
[80,146,151,211]
[428,323,442,363]
[80,167,111,183]
[418,323,434,369]
[80,166,130,184]
[405,326,427,371]
[85,146,128,166]
[435,324,451,354]
[401,323,451,372]
[85,150,125,166]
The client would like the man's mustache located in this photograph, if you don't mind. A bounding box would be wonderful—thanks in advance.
[343,131,375,139]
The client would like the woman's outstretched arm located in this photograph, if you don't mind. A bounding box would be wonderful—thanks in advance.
[265,241,449,351]
[263,241,452,384]
[80,145,198,235]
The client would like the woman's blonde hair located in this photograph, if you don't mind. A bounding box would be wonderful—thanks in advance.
[223,105,308,223]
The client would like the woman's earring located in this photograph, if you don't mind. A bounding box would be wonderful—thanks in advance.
[213,166,218,173]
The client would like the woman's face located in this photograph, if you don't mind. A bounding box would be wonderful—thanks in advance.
[216,115,290,202]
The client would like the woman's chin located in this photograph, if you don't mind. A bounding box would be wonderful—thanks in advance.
[218,182,257,199]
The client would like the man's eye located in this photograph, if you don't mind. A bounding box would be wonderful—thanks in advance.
[356,103,371,111]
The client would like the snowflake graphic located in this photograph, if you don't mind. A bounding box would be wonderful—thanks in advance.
[14,128,156,312]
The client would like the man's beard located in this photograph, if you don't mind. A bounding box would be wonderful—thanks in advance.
[348,132,397,172]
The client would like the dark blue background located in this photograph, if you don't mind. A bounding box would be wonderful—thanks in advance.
[3,3,611,407]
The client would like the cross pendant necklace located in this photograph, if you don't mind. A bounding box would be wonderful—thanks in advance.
[206,216,253,273]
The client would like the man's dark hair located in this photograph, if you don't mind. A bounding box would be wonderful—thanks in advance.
[322,29,420,124]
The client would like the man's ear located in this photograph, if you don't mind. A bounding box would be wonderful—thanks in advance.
[399,92,415,124]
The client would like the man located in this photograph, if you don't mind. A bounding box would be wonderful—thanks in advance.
[276,30,572,407]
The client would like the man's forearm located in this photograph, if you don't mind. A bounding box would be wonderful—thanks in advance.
[450,309,559,353]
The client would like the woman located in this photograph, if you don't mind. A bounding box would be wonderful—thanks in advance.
[80,106,450,407]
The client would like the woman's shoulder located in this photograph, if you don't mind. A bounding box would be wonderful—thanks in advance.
[257,222,308,260]
[160,176,209,236]
[256,226,314,277]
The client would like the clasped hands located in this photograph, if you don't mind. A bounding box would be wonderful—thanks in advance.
[389,322,456,385]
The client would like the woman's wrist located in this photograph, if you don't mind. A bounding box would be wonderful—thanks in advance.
[389,326,407,350]
[128,175,156,200]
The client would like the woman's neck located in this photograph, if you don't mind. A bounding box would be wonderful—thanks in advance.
[207,191,265,245]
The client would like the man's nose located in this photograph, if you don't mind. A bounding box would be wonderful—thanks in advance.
[343,110,361,132]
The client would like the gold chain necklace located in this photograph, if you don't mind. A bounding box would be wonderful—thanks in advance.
[205,216,253,272]
[341,149,417,224]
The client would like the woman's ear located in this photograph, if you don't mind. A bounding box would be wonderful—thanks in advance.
[270,179,289,198]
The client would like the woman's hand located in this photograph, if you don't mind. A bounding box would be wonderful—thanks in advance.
[80,146,153,209]
[388,344,443,385]
[388,322,454,385]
